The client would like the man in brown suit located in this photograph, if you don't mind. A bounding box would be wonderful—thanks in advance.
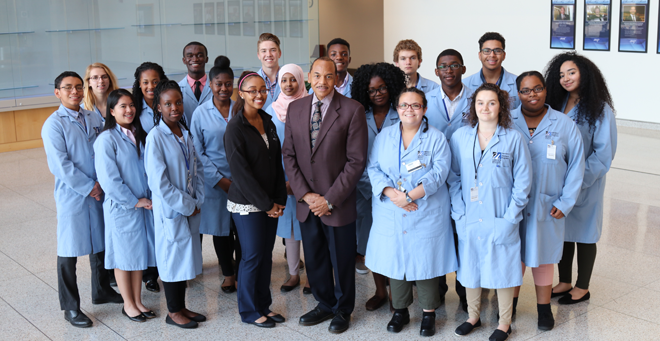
[282,56,367,334]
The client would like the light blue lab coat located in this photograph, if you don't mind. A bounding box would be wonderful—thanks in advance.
[82,103,104,123]
[309,73,353,98]
[144,120,205,282]
[139,99,156,133]
[464,68,520,109]
[425,84,474,141]
[179,76,212,124]
[190,99,234,237]
[415,74,440,94]
[41,105,105,257]
[94,126,156,271]
[511,105,585,267]
[365,124,458,281]
[258,68,282,110]
[448,124,532,289]
[562,101,617,243]
[265,104,302,240]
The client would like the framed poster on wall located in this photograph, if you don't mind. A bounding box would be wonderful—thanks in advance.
[205,2,216,35]
[228,1,241,36]
[242,0,256,36]
[217,2,226,35]
[618,0,649,52]
[289,0,302,38]
[584,0,611,50]
[550,0,576,49]
[258,0,272,35]
[273,0,286,37]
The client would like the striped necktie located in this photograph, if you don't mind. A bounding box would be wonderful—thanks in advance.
[310,101,323,149]
[76,111,87,133]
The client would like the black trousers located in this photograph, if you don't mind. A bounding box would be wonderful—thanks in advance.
[162,281,187,313]
[300,212,356,314]
[439,232,466,299]
[200,218,242,277]
[57,251,112,311]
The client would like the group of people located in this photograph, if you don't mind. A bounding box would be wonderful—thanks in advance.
[41,31,616,341]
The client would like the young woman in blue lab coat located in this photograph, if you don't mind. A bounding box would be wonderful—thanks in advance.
[366,87,457,337]
[132,62,168,133]
[510,72,585,331]
[132,61,168,293]
[264,63,311,293]
[190,55,242,294]
[144,80,206,329]
[350,62,405,311]
[82,63,119,121]
[449,83,532,341]
[545,52,617,305]
[94,89,156,322]
[224,71,287,328]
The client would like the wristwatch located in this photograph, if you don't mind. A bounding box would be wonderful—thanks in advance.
[326,200,333,210]
[405,193,413,203]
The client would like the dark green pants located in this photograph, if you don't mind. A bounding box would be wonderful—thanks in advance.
[390,276,441,310]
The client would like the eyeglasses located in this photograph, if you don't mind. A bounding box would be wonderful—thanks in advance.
[398,103,424,111]
[518,86,545,95]
[241,89,268,96]
[90,75,109,81]
[367,86,388,96]
[480,48,504,55]
[59,85,84,92]
[436,63,464,70]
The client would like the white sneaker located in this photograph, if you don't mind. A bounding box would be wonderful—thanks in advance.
[355,262,369,274]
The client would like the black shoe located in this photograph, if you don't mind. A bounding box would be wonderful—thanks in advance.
[92,291,123,304]
[386,309,410,333]
[299,306,334,326]
[247,317,276,328]
[455,319,481,336]
[538,310,555,331]
[302,286,312,295]
[64,310,92,328]
[268,314,285,323]
[122,307,146,322]
[551,287,572,298]
[165,314,198,329]
[420,312,435,337]
[145,279,160,293]
[558,291,590,305]
[460,296,468,313]
[280,279,300,292]
[489,326,512,341]
[187,313,207,322]
[328,312,350,334]
[141,310,156,319]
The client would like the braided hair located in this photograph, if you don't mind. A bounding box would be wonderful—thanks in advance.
[351,62,406,113]
[132,62,168,121]
[152,80,189,131]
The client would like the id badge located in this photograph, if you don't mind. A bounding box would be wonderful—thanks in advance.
[406,160,423,173]
[186,175,194,195]
[547,144,556,160]
[470,186,479,202]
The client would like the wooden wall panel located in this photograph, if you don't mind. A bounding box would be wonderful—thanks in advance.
[0,111,17,144]
[14,106,57,142]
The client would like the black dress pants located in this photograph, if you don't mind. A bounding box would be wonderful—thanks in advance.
[300,212,356,314]
[57,251,112,311]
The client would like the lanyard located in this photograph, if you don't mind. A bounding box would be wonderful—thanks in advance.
[398,127,403,177]
[441,96,450,121]
[175,135,190,171]
[472,127,489,185]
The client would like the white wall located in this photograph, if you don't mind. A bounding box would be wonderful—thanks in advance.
[384,0,660,124]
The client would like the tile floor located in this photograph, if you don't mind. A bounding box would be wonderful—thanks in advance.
[0,125,658,340]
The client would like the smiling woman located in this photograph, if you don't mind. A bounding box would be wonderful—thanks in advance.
[82,63,119,121]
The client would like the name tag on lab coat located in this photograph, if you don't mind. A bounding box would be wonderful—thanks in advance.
[470,186,479,202]
[547,144,556,160]
[405,160,423,173]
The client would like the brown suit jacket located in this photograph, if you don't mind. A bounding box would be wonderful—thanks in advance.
[282,91,368,227]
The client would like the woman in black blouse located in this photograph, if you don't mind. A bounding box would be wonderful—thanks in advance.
[224,71,287,328]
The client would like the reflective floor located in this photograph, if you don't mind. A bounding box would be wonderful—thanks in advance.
[0,125,658,340]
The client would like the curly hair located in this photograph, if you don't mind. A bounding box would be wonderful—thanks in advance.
[395,87,430,133]
[467,83,513,129]
[351,63,406,112]
[132,62,168,121]
[153,80,189,131]
[478,32,506,50]
[393,39,422,63]
[544,51,615,129]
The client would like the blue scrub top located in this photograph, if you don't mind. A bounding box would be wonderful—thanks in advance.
[425,84,474,141]
[464,68,520,109]
[511,105,585,267]
[448,124,532,289]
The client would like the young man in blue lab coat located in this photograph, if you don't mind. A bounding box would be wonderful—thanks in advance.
[42,71,123,328]
[257,33,283,109]
[179,41,212,124]
[463,32,520,109]
[309,38,354,98]
[393,39,439,93]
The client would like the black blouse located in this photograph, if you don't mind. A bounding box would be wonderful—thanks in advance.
[224,109,287,211]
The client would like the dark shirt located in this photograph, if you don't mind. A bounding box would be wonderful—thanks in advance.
[224,109,287,211]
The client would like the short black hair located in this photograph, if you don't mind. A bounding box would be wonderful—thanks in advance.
[182,41,208,57]
[516,71,546,90]
[54,71,83,89]
[478,32,506,50]
[436,49,464,66]
[327,38,350,54]
[310,56,337,74]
